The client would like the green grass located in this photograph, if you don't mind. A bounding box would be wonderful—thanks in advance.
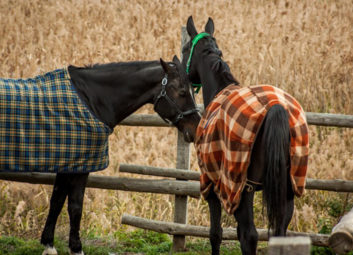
[0,236,43,255]
[0,230,347,255]
[0,230,241,255]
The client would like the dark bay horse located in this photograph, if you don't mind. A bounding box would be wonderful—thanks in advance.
[181,17,309,255]
[0,56,200,255]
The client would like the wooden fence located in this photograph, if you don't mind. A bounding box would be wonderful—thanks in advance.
[0,28,353,252]
[118,110,353,251]
[1,110,352,251]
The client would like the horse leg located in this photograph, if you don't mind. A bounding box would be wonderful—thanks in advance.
[41,174,69,255]
[206,188,222,255]
[67,173,89,255]
[234,191,257,255]
[230,112,263,255]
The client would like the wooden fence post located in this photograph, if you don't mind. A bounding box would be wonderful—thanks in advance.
[268,236,311,255]
[329,207,353,254]
[172,26,191,252]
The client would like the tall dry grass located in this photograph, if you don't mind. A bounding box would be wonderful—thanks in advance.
[0,0,352,241]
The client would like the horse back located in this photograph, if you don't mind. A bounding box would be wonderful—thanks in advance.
[195,84,309,214]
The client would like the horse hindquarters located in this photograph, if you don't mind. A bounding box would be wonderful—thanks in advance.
[41,174,70,253]
[41,173,89,255]
[67,173,89,254]
[262,104,291,236]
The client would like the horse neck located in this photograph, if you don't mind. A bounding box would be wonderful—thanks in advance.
[68,61,164,129]
[197,60,230,108]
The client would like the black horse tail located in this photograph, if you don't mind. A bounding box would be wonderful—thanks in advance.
[262,104,291,236]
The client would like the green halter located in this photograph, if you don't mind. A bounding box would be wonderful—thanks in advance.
[185,32,211,94]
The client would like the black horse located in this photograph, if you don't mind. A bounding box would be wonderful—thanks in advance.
[0,56,200,255]
[181,17,308,255]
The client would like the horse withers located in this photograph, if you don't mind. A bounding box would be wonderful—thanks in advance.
[181,16,309,255]
[0,56,201,255]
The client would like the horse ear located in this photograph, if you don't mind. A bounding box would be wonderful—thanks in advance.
[172,55,181,65]
[160,58,170,73]
[205,17,214,36]
[186,16,198,38]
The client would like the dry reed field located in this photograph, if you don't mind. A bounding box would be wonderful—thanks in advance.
[0,0,352,246]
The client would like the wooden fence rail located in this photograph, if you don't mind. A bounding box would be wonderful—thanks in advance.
[119,163,353,193]
[305,112,353,128]
[119,164,200,180]
[0,172,200,198]
[121,214,329,247]
[120,112,353,128]
[2,170,353,197]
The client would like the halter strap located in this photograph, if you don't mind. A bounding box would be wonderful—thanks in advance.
[185,32,211,94]
[153,74,200,125]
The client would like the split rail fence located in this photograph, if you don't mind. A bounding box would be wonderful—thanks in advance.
[1,106,352,252]
[0,28,353,252]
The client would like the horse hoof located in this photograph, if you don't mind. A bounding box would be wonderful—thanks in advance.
[70,251,84,255]
[42,245,58,255]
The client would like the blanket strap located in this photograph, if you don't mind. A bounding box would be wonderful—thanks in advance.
[245,178,262,192]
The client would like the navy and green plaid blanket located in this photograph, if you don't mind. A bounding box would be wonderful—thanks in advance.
[0,68,112,173]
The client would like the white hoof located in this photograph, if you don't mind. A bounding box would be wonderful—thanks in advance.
[42,245,58,255]
[70,251,84,255]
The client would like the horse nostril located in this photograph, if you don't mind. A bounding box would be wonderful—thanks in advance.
[185,130,194,143]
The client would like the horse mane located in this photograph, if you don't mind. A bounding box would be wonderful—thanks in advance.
[208,54,239,86]
[83,60,160,72]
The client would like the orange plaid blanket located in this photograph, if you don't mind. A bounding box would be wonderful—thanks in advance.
[195,84,309,214]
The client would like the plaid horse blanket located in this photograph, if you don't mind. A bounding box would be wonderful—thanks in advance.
[195,84,309,214]
[0,68,112,173]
